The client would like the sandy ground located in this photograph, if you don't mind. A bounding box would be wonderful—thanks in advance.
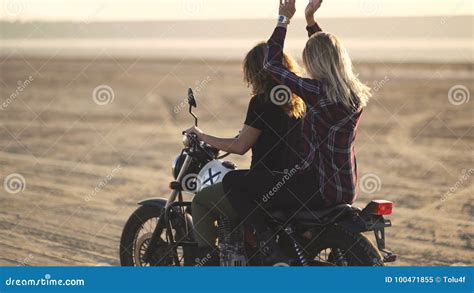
[0,57,472,266]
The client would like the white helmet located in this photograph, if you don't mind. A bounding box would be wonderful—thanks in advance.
[197,160,236,192]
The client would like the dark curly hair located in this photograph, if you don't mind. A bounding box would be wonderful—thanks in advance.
[243,42,306,119]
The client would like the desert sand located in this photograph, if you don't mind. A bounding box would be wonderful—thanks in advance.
[0,57,472,266]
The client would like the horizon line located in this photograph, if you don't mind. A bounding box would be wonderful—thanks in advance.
[2,14,472,24]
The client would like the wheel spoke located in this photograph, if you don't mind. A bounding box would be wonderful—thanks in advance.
[126,209,190,267]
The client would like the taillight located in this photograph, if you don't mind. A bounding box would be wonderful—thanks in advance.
[365,200,393,216]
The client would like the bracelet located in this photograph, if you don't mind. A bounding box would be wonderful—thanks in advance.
[277,15,290,25]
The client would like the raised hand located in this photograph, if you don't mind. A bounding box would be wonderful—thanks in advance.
[305,0,322,25]
[279,0,296,20]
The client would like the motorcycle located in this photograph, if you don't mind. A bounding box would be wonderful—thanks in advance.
[119,88,397,266]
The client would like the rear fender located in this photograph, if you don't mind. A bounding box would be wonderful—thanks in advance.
[338,213,391,233]
[337,216,367,233]
[338,213,392,259]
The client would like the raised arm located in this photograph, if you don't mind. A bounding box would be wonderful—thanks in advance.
[263,0,323,105]
[305,0,323,37]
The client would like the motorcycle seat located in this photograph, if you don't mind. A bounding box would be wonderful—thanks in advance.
[270,204,357,224]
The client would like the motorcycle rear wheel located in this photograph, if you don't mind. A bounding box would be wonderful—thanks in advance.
[119,205,194,266]
[307,225,384,266]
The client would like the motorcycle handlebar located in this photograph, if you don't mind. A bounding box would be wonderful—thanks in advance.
[182,131,197,139]
[182,130,230,159]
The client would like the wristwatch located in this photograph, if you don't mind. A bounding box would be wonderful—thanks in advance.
[278,15,290,25]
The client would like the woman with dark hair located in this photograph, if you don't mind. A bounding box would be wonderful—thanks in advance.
[185,42,305,265]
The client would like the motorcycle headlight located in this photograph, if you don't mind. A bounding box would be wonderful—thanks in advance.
[182,135,190,146]
[172,153,187,179]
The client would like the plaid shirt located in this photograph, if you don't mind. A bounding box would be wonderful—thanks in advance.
[263,23,362,206]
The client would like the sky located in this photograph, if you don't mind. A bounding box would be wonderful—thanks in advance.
[1,0,472,21]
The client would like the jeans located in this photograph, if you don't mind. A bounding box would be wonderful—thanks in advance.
[191,182,239,248]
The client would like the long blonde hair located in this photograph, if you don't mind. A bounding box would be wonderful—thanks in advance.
[302,32,371,108]
[244,42,306,119]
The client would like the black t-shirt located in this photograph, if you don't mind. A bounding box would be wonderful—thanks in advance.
[244,93,302,172]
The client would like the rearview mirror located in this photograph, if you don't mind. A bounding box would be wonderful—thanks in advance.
[187,88,197,108]
[187,88,198,126]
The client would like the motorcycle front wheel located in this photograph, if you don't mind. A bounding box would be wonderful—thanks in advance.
[119,205,194,266]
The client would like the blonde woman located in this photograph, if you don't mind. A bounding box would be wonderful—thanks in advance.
[223,0,372,263]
